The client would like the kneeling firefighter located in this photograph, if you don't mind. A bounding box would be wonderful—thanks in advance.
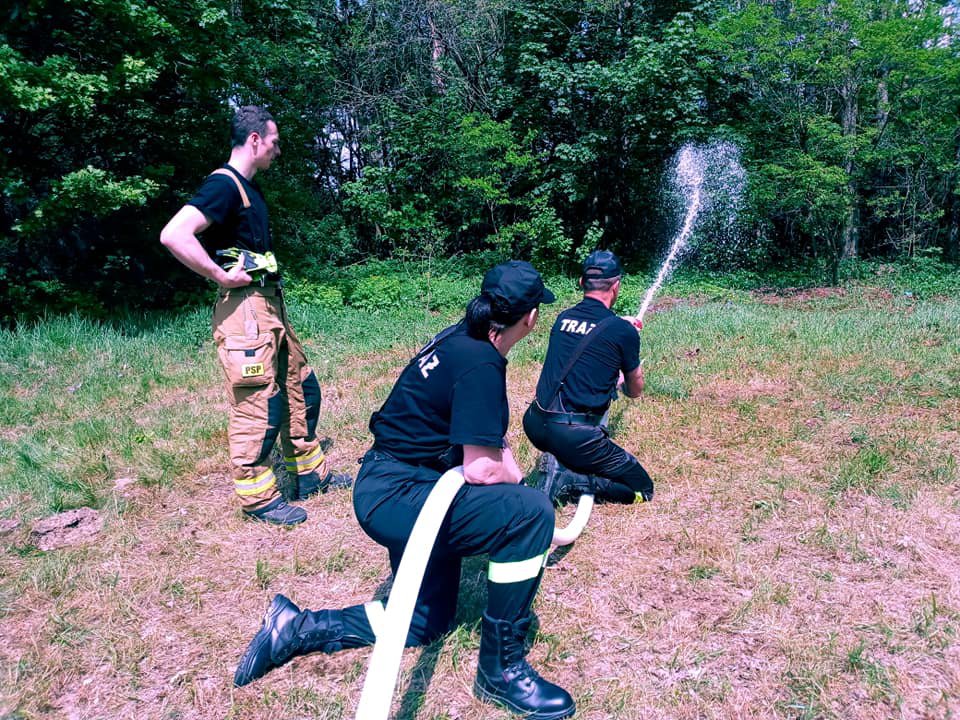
[234,261,576,720]
[523,249,655,508]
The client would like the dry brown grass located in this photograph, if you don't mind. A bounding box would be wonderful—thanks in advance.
[2,294,960,720]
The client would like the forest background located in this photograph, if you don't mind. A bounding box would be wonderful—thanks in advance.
[2,0,960,325]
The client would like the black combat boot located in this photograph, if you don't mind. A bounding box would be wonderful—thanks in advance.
[535,454,639,506]
[474,612,575,720]
[233,595,371,686]
[296,471,354,500]
[534,453,594,507]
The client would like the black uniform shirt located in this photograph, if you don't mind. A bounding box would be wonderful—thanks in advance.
[535,296,640,415]
[370,322,509,468]
[187,164,273,258]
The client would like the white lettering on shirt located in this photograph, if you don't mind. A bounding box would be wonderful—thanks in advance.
[559,318,596,335]
[419,352,440,378]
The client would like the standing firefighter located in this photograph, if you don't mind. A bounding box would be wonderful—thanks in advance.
[523,249,655,508]
[233,261,576,720]
[160,105,349,526]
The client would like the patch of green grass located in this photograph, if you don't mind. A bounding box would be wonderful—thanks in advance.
[918,452,957,487]
[828,446,890,498]
[879,483,915,510]
[255,558,276,590]
[673,675,730,706]
[446,622,479,672]
[22,550,84,598]
[645,374,689,399]
[281,686,345,717]
[688,564,719,582]
[51,473,102,512]
[50,609,91,647]
[0,308,219,518]
[322,546,358,574]
[733,399,757,420]
[779,644,837,720]
[845,639,900,705]
[535,628,567,664]
[601,684,639,714]
[913,594,958,649]
[801,523,838,553]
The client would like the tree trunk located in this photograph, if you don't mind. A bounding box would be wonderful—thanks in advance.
[946,132,960,263]
[427,15,446,94]
[840,75,859,260]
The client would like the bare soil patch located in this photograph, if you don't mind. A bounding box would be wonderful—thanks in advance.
[30,507,104,551]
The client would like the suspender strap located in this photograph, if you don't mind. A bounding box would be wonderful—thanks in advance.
[210,168,251,208]
[542,315,619,408]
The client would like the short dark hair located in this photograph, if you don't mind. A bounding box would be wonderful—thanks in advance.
[582,276,620,293]
[231,106,275,148]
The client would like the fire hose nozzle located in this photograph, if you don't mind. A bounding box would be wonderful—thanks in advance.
[621,315,643,330]
[216,248,278,275]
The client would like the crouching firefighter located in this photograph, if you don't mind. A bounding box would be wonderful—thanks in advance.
[523,250,654,509]
[233,261,576,720]
[160,105,350,527]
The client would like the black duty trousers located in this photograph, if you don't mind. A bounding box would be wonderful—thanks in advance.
[523,402,654,501]
[353,449,554,645]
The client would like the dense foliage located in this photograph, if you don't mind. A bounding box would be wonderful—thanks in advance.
[2,0,958,322]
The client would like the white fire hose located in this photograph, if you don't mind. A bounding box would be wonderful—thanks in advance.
[354,467,593,720]
[551,493,594,546]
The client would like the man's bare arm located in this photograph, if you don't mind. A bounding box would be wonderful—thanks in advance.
[621,362,644,398]
[160,205,251,288]
[462,444,523,485]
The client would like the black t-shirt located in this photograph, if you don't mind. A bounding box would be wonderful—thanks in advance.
[187,164,273,258]
[370,322,509,468]
[535,297,640,415]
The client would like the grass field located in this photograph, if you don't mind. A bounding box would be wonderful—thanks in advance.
[1,268,959,719]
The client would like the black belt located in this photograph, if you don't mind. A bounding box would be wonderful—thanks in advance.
[368,446,454,473]
[218,282,283,298]
[532,401,604,426]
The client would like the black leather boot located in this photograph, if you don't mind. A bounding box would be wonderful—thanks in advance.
[534,453,593,507]
[296,471,354,500]
[474,612,575,719]
[233,595,369,686]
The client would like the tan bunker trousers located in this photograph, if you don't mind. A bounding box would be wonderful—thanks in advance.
[212,285,326,510]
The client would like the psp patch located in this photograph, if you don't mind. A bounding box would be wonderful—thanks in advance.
[241,363,265,378]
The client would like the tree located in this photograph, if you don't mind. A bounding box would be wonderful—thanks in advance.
[501,0,707,263]
[698,0,960,278]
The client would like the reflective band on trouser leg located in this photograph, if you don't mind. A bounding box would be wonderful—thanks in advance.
[364,601,386,639]
[285,444,325,475]
[487,551,549,584]
[234,468,277,497]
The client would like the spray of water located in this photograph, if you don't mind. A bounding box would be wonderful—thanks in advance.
[636,146,704,320]
[634,140,746,321]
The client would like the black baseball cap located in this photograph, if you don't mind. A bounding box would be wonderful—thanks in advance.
[582,249,624,280]
[481,261,556,315]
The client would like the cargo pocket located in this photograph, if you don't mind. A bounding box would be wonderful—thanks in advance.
[218,333,276,387]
